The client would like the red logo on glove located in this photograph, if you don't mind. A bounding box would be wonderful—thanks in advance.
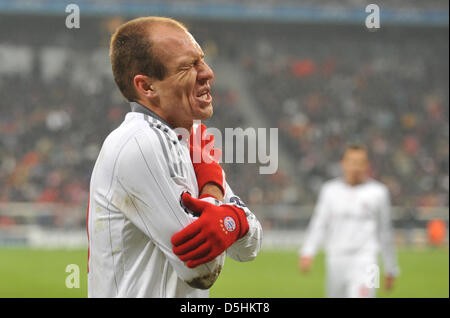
[222,216,236,233]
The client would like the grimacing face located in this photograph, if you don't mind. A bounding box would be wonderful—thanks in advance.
[341,149,370,186]
[151,26,214,130]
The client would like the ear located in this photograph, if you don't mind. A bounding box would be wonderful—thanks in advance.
[133,74,158,100]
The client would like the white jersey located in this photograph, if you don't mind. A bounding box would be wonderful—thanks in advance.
[87,105,262,298]
[301,178,399,276]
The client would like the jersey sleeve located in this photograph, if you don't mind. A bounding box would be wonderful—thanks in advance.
[114,128,225,286]
[377,188,400,277]
[222,184,263,262]
[300,185,330,257]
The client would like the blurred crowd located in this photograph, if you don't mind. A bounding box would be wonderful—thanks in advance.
[79,0,450,11]
[194,22,449,208]
[0,15,448,210]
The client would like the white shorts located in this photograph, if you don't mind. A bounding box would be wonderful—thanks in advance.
[325,254,379,298]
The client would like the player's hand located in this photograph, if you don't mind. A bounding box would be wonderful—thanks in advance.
[384,275,395,291]
[189,123,225,198]
[298,256,313,274]
[171,192,249,268]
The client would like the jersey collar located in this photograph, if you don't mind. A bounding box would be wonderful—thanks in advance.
[130,102,171,127]
[130,102,181,144]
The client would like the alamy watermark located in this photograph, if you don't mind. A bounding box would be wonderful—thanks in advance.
[365,4,381,30]
[65,4,80,29]
[175,121,279,175]
[65,264,80,288]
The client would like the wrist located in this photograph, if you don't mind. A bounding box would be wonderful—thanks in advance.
[199,182,224,201]
[198,193,223,206]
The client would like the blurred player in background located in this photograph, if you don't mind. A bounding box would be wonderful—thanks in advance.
[299,144,399,298]
[87,16,262,297]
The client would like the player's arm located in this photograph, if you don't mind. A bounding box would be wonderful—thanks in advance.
[377,188,400,288]
[114,129,224,289]
[221,184,262,262]
[299,186,330,272]
[171,183,262,268]
[200,183,224,201]
[173,123,262,265]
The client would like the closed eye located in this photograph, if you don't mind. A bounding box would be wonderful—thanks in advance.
[177,53,205,72]
[177,63,193,72]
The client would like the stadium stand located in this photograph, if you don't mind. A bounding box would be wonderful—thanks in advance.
[0,2,448,240]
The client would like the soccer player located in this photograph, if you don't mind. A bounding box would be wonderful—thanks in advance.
[87,17,262,297]
[298,144,399,298]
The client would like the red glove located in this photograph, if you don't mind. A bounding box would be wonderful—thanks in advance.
[190,123,225,196]
[172,192,249,268]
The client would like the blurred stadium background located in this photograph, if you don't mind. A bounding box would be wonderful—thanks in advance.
[0,0,448,297]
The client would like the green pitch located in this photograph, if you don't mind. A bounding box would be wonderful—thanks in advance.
[0,248,447,298]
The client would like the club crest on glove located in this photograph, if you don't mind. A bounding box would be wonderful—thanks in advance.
[221,216,237,233]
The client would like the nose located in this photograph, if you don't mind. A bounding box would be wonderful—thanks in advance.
[197,60,214,83]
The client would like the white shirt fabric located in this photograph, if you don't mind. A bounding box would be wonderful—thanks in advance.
[87,111,262,298]
[301,178,399,277]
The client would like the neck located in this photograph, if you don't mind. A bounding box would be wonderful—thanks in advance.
[345,177,366,187]
[175,118,194,133]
